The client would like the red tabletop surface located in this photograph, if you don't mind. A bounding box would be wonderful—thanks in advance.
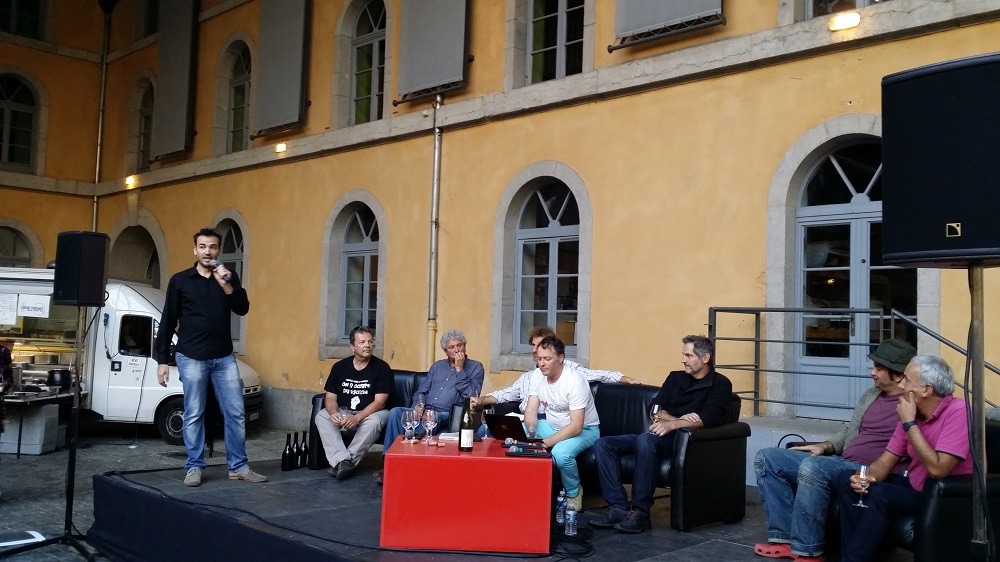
[379,437,552,553]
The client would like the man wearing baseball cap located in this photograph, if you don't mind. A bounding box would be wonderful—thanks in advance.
[752,338,917,561]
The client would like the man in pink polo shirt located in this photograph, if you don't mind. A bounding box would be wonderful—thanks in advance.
[835,354,973,562]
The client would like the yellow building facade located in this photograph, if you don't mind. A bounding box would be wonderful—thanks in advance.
[2,0,999,427]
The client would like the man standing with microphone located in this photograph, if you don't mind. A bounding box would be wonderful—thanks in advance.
[155,227,266,487]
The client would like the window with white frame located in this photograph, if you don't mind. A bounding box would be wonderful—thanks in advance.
[228,44,251,153]
[0,226,31,267]
[528,0,584,84]
[807,0,892,19]
[137,86,153,172]
[217,219,245,350]
[352,0,386,125]
[0,0,42,39]
[515,181,579,350]
[341,205,379,339]
[0,74,35,172]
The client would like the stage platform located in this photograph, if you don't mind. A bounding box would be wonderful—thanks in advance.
[86,456,911,562]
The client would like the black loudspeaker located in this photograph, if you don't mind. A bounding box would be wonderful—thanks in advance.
[54,231,110,306]
[881,52,1000,268]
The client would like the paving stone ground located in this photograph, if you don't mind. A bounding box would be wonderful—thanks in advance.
[0,420,292,561]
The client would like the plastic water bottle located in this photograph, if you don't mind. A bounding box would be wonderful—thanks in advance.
[564,503,577,536]
[555,490,566,524]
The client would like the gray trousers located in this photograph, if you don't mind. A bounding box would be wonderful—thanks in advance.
[314,408,389,468]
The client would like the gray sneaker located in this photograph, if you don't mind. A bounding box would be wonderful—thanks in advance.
[228,466,267,483]
[183,468,202,487]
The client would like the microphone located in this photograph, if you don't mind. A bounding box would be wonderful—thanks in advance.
[208,260,231,281]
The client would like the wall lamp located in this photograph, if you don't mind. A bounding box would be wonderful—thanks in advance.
[274,143,287,153]
[125,175,136,187]
[828,12,861,31]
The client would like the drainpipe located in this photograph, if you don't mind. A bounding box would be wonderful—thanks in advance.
[93,0,118,231]
[425,95,443,369]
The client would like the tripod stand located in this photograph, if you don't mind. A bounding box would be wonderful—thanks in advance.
[1,307,92,560]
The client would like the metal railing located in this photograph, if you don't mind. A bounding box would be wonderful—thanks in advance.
[707,306,999,417]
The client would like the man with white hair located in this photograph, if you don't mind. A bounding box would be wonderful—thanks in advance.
[835,354,973,562]
[374,329,484,484]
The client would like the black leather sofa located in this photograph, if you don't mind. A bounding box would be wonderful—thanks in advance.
[886,418,1000,561]
[575,382,751,532]
[306,370,463,470]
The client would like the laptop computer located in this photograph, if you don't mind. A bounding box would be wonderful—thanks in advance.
[484,414,544,444]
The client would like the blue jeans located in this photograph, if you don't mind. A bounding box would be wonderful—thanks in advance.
[383,406,451,450]
[175,352,248,472]
[835,472,918,562]
[754,447,860,556]
[594,431,675,514]
[536,419,599,499]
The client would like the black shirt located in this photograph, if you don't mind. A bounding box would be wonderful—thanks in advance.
[324,356,394,411]
[653,370,733,428]
[154,264,250,363]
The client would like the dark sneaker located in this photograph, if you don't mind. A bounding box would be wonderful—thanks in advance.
[183,468,202,487]
[590,505,629,528]
[335,461,356,481]
[228,466,267,483]
[613,509,651,534]
[326,466,337,477]
[373,470,384,485]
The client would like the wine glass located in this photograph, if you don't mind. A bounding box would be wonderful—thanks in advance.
[649,404,661,433]
[413,396,426,420]
[853,465,870,508]
[423,409,438,444]
[402,410,416,443]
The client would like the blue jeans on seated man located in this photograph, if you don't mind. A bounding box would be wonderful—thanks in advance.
[754,447,861,557]
[382,405,452,450]
[175,352,248,473]
[536,419,599,500]
[594,431,675,515]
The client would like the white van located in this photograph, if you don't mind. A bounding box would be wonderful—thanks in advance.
[0,267,264,445]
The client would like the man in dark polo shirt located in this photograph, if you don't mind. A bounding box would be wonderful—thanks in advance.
[591,335,732,533]
[155,227,265,487]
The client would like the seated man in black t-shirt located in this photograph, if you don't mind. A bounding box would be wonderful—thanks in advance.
[590,335,733,533]
[314,326,393,480]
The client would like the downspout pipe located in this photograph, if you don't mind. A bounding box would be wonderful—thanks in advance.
[425,95,443,368]
[93,0,118,231]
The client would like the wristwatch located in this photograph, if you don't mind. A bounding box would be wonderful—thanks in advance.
[902,420,918,432]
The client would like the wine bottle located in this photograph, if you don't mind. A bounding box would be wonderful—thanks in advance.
[281,433,293,471]
[459,397,475,452]
[291,432,300,470]
[299,430,309,468]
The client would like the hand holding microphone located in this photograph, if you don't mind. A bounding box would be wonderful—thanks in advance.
[208,259,231,282]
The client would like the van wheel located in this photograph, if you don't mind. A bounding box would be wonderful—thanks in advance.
[157,397,186,446]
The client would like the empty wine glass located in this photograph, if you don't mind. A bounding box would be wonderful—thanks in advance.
[853,465,870,508]
[402,409,417,443]
[649,404,661,433]
[423,409,438,445]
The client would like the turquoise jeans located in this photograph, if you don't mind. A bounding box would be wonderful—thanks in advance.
[535,419,600,499]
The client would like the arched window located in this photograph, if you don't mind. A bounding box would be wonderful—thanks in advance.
[341,205,379,337]
[515,181,580,350]
[228,44,251,152]
[0,226,32,267]
[0,74,35,171]
[217,219,246,350]
[137,86,154,172]
[352,0,386,125]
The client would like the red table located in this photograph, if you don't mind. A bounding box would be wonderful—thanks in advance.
[380,437,552,554]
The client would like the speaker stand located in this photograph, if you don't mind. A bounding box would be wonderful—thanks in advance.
[969,266,992,561]
[1,308,93,560]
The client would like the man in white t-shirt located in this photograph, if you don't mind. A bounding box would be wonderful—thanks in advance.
[525,336,601,512]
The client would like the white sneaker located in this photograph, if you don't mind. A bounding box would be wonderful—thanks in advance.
[183,468,202,487]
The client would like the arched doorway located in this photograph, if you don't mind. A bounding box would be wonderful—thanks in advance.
[794,140,917,420]
[109,226,160,288]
